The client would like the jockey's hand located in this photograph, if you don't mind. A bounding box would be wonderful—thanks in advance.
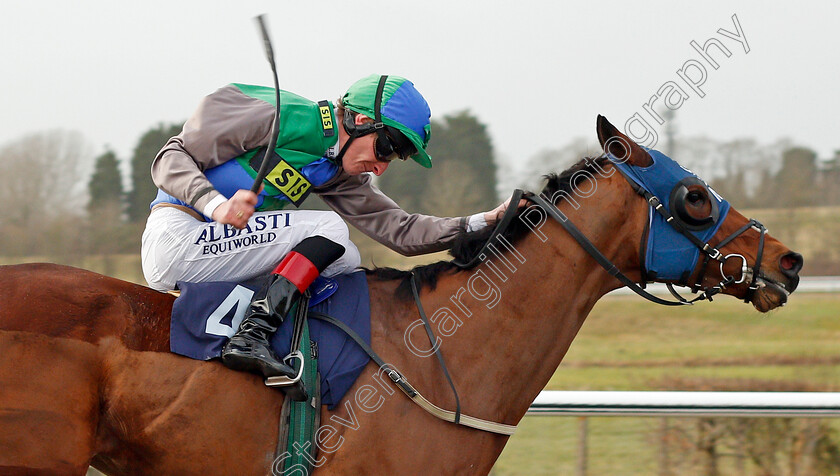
[212,189,259,229]
[484,195,529,225]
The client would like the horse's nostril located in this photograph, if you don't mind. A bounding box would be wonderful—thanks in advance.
[780,252,803,277]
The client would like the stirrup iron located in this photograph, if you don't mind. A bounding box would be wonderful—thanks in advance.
[265,350,304,387]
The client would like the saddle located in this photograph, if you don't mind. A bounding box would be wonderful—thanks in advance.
[169,271,372,474]
[169,271,372,407]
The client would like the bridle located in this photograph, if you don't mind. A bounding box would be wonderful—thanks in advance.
[459,158,770,306]
[606,160,769,305]
[523,192,763,306]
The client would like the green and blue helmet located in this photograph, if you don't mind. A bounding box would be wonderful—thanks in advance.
[341,74,433,168]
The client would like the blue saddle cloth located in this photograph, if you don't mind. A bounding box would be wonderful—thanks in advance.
[169,270,371,409]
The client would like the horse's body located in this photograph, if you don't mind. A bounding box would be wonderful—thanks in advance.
[0,118,802,475]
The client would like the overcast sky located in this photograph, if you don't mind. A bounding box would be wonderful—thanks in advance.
[2,0,838,180]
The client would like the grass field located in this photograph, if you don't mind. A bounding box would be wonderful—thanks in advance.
[492,292,840,475]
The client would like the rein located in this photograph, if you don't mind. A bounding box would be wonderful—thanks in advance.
[451,189,526,268]
[308,311,517,435]
[301,197,530,436]
[308,197,528,436]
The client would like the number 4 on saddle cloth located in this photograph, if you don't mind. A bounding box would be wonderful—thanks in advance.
[169,271,371,409]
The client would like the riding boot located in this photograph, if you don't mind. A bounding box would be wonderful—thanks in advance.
[220,274,301,380]
[221,236,346,398]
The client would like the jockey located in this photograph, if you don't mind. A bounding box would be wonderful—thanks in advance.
[142,74,511,384]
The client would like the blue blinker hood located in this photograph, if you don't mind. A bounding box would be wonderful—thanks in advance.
[608,149,731,282]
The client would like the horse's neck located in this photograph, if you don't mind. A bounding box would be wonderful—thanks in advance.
[407,186,645,424]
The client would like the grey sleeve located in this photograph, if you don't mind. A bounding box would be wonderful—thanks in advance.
[150,85,275,212]
[316,172,467,256]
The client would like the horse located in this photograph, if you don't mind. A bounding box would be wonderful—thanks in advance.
[0,116,803,475]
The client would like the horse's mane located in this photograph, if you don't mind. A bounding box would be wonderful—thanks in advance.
[365,155,609,299]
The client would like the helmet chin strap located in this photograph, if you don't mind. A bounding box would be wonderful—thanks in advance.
[333,110,381,165]
[334,131,355,165]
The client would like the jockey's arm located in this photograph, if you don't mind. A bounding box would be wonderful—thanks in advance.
[316,172,470,256]
[151,85,275,223]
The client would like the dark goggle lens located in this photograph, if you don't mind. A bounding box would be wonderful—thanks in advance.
[374,135,398,162]
[374,127,417,162]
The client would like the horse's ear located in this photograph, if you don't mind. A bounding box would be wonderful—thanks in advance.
[596,115,653,167]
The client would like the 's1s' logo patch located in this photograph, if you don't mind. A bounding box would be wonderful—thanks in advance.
[318,100,334,137]
[267,158,312,207]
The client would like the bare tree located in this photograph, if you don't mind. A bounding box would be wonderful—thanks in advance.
[0,130,94,255]
[423,161,487,218]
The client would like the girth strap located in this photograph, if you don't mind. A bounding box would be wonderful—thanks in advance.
[308,312,517,435]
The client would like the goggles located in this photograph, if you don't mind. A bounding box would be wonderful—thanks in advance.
[342,109,417,163]
[374,125,417,162]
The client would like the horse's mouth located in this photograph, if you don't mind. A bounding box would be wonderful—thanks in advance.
[750,276,791,313]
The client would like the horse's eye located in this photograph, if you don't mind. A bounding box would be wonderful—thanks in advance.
[687,191,705,205]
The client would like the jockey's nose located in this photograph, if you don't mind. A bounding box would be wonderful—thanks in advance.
[372,161,390,176]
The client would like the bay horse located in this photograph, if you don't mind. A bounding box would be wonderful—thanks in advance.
[0,116,803,475]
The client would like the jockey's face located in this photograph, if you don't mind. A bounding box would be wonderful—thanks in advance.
[338,114,391,177]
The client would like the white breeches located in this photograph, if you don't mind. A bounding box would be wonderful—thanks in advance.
[141,207,361,291]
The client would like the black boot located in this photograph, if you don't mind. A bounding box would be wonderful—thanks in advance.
[221,275,300,381]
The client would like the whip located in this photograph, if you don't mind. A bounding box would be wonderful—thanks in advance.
[250,14,281,193]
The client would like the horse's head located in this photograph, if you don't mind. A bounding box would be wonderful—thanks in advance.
[595,115,803,312]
